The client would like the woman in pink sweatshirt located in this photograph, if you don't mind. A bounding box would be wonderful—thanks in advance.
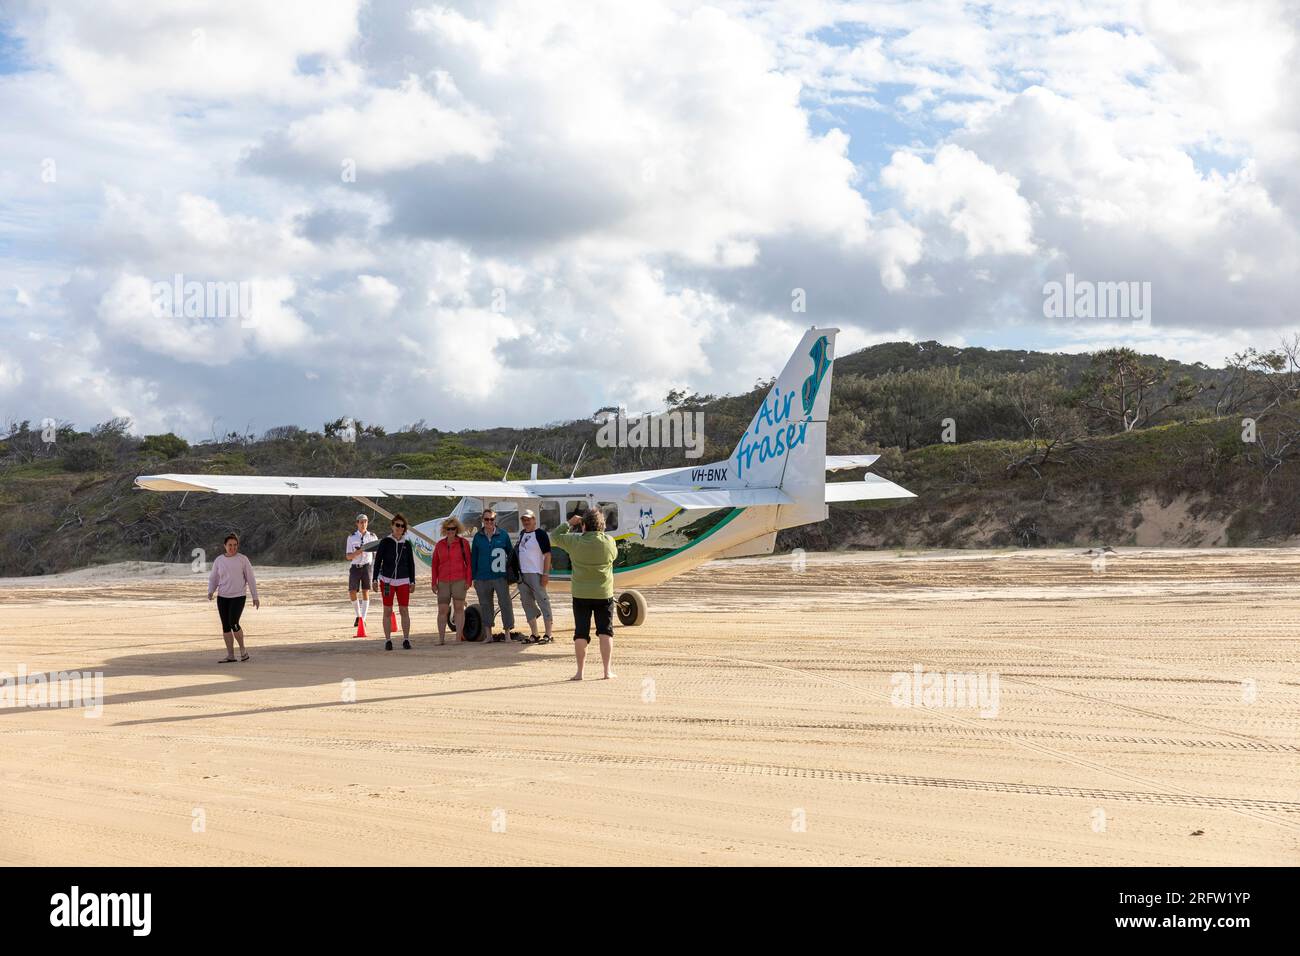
[207,532,260,662]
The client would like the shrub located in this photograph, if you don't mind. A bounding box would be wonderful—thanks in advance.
[63,442,113,472]
[139,433,190,459]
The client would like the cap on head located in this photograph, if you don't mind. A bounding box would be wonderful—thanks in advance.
[521,509,536,519]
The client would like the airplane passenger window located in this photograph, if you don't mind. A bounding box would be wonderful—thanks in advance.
[494,509,519,534]
[599,502,618,531]
[540,500,560,529]
[566,500,586,520]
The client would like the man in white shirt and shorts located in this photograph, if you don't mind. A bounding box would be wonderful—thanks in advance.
[345,513,378,627]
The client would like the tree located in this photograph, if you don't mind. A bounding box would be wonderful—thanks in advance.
[91,417,133,439]
[1216,336,1300,417]
[1217,337,1300,481]
[262,425,309,441]
[1004,369,1088,477]
[1077,348,1206,432]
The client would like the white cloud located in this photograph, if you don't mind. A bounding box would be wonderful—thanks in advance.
[96,274,234,365]
[7,0,363,109]
[246,278,312,352]
[882,145,1037,257]
[0,358,24,391]
[279,74,500,173]
[354,275,401,315]
[402,1,874,261]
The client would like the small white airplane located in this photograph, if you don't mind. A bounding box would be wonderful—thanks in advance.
[135,326,914,637]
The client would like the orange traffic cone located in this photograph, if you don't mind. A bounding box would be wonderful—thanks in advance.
[355,615,367,638]
[390,609,398,632]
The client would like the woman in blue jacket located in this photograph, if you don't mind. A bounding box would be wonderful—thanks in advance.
[470,508,521,642]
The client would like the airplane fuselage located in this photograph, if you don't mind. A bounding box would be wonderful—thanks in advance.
[411,493,789,593]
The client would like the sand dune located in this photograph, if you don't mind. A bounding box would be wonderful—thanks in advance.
[1,548,1297,865]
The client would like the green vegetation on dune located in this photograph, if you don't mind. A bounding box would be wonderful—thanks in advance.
[3,337,1300,575]
[804,412,1297,553]
[381,440,509,481]
[0,425,519,575]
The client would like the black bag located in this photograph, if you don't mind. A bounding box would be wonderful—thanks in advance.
[506,538,521,585]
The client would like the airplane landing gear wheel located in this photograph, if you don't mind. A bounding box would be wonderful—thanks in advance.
[616,589,647,627]
[453,605,483,642]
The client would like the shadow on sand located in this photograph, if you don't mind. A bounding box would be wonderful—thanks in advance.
[1,635,572,727]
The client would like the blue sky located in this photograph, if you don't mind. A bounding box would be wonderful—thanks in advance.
[0,23,25,74]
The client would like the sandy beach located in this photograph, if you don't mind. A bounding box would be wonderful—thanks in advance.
[1,548,1297,866]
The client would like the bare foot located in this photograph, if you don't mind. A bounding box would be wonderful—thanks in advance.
[602,671,617,680]
[569,673,583,681]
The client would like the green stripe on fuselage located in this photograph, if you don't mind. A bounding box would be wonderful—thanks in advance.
[547,507,743,580]
[415,507,745,579]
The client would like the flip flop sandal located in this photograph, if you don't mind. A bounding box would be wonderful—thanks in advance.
[218,657,237,663]
[239,654,250,661]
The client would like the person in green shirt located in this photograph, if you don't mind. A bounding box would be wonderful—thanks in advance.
[550,508,618,680]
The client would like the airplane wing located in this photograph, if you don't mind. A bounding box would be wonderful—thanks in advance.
[826,455,880,472]
[134,473,532,499]
[137,466,912,506]
[825,475,915,501]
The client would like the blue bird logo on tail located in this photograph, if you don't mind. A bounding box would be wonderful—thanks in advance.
[801,335,831,416]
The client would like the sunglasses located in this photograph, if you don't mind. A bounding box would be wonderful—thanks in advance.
[393,523,406,529]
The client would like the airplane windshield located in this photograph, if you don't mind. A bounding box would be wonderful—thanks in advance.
[456,497,483,533]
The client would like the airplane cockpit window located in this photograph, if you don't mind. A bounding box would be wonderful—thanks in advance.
[599,502,619,531]
[457,497,483,534]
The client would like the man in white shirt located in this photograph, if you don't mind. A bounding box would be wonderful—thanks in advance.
[345,513,378,627]
[515,509,554,644]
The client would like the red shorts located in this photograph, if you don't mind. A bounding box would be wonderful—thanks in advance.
[379,582,411,607]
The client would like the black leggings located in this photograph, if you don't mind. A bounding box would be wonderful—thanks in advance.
[216,595,246,633]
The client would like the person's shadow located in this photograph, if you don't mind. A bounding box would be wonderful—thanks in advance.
[1,637,565,728]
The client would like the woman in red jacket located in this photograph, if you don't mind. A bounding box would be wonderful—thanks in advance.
[431,516,472,644]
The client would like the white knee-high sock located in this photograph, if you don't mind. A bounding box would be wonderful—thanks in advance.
[360,598,369,620]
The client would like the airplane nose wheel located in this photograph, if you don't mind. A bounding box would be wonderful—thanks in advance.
[616,589,647,627]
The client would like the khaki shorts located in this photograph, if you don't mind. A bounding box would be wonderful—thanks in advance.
[436,579,468,602]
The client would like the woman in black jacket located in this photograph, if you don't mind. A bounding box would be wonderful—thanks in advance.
[372,512,417,650]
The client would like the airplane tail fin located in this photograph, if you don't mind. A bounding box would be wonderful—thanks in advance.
[649,326,836,527]
[727,326,836,492]
[640,326,912,526]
